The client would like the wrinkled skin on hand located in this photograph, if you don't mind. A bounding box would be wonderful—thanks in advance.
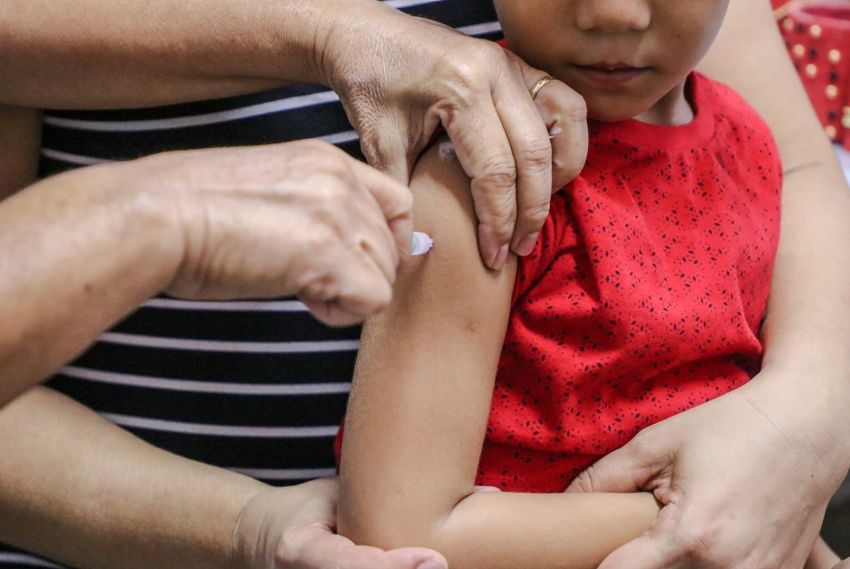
[318,2,588,269]
[566,369,850,569]
[132,140,412,326]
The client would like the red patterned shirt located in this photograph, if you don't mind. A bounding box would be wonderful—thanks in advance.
[477,73,782,491]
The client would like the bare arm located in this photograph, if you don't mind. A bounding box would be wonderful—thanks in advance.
[0,140,414,406]
[0,0,324,108]
[1,0,590,265]
[0,386,447,569]
[0,386,266,569]
[701,0,850,448]
[0,160,182,406]
[338,143,658,569]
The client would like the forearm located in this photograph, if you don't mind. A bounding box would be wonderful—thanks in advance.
[0,0,397,108]
[701,0,850,463]
[0,386,267,569]
[345,488,657,569]
[753,159,850,467]
[0,159,181,405]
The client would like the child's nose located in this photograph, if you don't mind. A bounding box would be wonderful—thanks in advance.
[574,0,651,33]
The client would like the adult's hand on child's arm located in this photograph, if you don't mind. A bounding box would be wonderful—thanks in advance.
[0,388,448,569]
[232,478,447,569]
[566,367,848,569]
[320,0,588,268]
[1,0,589,270]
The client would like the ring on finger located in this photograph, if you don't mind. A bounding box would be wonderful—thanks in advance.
[529,75,554,100]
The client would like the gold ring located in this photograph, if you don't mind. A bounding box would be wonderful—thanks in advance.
[529,75,554,100]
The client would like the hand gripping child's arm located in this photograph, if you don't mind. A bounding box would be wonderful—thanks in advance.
[337,141,659,569]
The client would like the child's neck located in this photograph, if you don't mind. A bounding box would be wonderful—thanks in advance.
[632,79,694,126]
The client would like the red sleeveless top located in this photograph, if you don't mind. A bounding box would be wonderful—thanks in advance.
[476,73,782,491]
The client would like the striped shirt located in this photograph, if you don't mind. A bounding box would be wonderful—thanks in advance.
[1,1,500,568]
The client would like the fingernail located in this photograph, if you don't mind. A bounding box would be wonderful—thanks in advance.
[513,232,539,257]
[548,125,563,139]
[488,244,510,270]
[417,561,447,569]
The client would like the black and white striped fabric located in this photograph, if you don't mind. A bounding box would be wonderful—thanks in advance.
[1,2,499,568]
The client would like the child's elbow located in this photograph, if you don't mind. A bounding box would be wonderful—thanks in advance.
[337,495,445,552]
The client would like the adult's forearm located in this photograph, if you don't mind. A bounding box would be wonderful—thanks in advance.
[0,0,392,108]
[0,161,181,405]
[0,387,267,569]
[701,0,850,465]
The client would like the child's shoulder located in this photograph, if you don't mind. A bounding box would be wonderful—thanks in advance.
[692,72,778,143]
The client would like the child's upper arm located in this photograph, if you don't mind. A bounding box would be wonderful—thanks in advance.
[338,140,516,547]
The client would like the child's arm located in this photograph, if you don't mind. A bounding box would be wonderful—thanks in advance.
[338,142,658,569]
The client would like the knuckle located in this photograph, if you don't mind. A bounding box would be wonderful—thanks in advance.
[517,138,553,171]
[317,156,355,185]
[477,158,518,191]
[563,96,589,123]
[519,199,550,229]
[571,469,596,493]
[439,52,494,108]
[314,182,349,210]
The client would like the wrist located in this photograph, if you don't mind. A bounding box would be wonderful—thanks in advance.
[229,484,308,569]
[247,0,395,87]
[92,157,189,293]
[316,0,406,91]
[742,369,850,490]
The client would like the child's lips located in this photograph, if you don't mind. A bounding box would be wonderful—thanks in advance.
[571,63,649,86]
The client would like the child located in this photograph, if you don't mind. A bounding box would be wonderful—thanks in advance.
[337,1,835,568]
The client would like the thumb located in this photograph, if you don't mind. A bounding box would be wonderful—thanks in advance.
[596,533,678,569]
[565,444,660,493]
[359,118,414,185]
[383,549,449,569]
[294,530,447,569]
